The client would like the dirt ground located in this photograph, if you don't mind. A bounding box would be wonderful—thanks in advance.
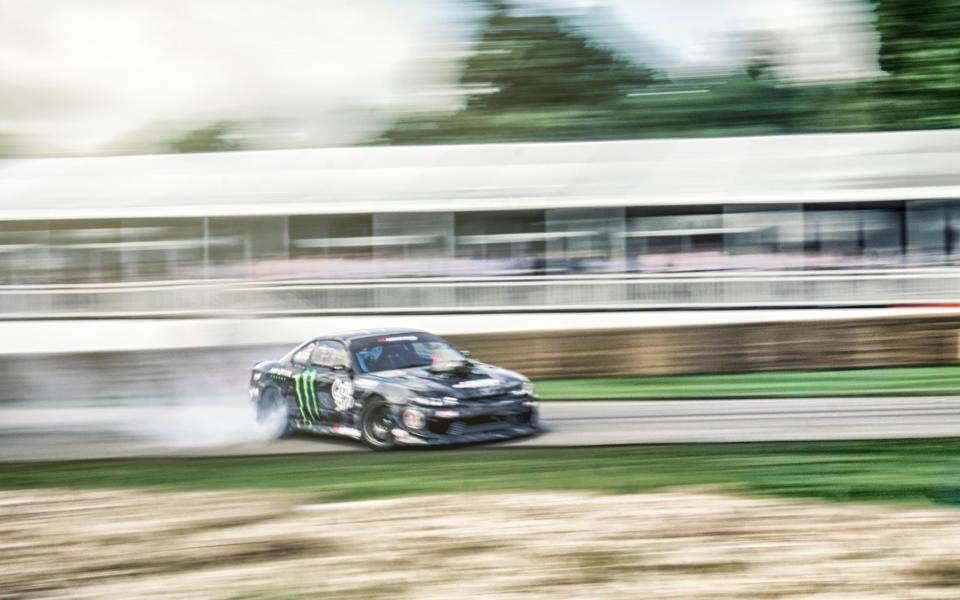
[4,489,960,599]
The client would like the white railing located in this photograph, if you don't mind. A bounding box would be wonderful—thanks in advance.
[0,269,958,318]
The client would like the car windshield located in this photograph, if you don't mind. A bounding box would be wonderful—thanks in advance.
[350,333,465,373]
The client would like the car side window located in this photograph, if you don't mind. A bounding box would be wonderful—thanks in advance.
[292,343,316,366]
[310,340,350,370]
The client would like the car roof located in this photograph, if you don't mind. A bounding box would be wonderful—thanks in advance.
[322,328,430,343]
[279,328,432,363]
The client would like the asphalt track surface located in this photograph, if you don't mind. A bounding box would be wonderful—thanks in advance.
[3,396,960,461]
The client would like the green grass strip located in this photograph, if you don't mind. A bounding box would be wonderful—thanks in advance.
[4,440,960,506]
[534,366,960,400]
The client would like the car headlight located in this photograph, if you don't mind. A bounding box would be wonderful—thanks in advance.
[410,396,459,407]
[510,381,535,396]
[402,408,426,429]
[252,372,262,381]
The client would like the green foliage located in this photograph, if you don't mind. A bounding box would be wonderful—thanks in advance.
[460,2,658,110]
[386,0,960,144]
[167,121,243,154]
[384,1,870,144]
[385,0,664,144]
[874,0,960,129]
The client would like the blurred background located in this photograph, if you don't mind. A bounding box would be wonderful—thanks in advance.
[0,0,959,397]
[1,0,960,394]
[0,0,957,287]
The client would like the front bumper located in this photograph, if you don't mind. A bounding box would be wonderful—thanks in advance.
[391,398,540,446]
[393,423,540,446]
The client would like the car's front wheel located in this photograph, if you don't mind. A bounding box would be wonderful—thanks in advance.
[361,399,396,450]
[256,386,293,439]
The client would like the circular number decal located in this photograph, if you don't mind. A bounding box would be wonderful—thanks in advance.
[332,378,355,411]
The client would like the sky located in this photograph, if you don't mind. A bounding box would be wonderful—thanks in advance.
[540,0,877,79]
[0,0,878,155]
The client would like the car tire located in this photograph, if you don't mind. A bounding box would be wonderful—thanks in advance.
[360,398,396,451]
[257,386,293,439]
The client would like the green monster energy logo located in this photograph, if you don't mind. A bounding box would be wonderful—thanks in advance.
[293,370,320,423]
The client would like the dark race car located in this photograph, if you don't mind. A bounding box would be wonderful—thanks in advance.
[249,328,540,449]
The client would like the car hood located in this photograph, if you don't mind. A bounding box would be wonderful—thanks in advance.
[360,362,523,399]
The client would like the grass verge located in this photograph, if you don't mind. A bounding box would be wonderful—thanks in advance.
[4,440,960,506]
[535,366,960,400]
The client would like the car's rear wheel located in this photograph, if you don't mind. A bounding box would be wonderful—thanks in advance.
[361,399,396,450]
[257,386,293,439]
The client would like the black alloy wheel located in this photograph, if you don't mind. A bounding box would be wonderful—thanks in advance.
[361,399,396,450]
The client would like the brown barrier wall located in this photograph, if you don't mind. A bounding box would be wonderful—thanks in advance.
[445,315,960,379]
[3,314,959,402]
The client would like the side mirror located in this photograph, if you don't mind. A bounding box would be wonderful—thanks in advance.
[333,363,352,373]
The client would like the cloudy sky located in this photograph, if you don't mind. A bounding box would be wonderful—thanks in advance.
[0,0,877,155]
[539,0,876,77]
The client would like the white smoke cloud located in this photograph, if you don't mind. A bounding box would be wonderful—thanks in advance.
[0,0,475,154]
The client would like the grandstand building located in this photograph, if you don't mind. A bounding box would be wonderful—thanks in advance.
[1,129,959,316]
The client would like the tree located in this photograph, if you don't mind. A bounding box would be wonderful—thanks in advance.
[167,121,243,154]
[384,0,662,144]
[874,0,960,129]
[460,1,658,110]
[383,0,896,145]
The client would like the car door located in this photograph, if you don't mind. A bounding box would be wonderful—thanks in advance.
[287,341,321,424]
[307,340,356,423]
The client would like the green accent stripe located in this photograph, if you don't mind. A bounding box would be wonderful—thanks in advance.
[302,370,311,421]
[304,372,315,422]
[298,373,311,423]
[292,373,307,422]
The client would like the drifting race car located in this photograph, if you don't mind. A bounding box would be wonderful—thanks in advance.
[249,328,540,449]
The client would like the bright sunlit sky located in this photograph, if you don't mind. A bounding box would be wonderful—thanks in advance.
[0,0,877,155]
[544,0,877,78]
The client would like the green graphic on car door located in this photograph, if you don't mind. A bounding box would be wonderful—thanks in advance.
[293,370,320,422]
